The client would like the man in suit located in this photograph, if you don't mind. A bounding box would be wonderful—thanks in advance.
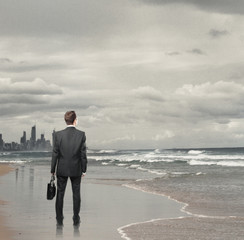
[51,111,87,227]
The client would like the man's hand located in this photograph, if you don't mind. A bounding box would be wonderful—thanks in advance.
[82,172,86,177]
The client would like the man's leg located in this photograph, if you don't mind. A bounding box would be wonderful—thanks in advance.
[70,176,82,225]
[56,176,68,225]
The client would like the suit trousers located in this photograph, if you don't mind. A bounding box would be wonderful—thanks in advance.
[56,175,82,222]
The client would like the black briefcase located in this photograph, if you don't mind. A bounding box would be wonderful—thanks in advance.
[47,176,56,200]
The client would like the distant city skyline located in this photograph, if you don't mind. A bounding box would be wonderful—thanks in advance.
[0,125,52,151]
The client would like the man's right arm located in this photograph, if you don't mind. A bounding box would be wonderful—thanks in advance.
[81,133,87,174]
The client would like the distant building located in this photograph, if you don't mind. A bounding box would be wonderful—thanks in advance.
[20,131,26,144]
[36,133,51,150]
[20,131,27,150]
[0,134,3,151]
[0,125,52,152]
[30,125,36,149]
[31,126,36,142]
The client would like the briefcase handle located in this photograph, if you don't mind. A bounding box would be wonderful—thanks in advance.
[51,175,55,186]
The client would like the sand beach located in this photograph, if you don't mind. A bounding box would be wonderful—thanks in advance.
[0,162,186,240]
[0,164,14,240]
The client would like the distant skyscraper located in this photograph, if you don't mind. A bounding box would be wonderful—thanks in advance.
[0,134,3,150]
[30,125,36,149]
[31,126,36,143]
[20,131,26,145]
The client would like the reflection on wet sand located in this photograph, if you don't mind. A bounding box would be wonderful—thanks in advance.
[1,164,186,240]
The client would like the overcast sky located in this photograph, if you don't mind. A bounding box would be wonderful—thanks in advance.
[1,0,244,149]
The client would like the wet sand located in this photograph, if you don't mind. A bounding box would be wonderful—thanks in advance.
[0,164,187,240]
[0,164,14,240]
[122,216,244,240]
[122,174,244,240]
[126,172,244,217]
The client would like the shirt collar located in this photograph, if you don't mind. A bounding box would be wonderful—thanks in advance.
[67,125,75,128]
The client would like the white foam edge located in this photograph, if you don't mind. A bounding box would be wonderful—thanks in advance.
[0,160,26,164]
[118,183,236,240]
[118,216,187,240]
[126,165,166,176]
[117,163,128,167]
[101,162,109,165]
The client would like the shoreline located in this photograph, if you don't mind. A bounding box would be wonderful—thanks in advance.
[0,164,14,240]
[119,178,244,240]
[121,216,244,240]
[118,183,191,239]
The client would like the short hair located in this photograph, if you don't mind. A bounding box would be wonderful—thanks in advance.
[64,111,76,125]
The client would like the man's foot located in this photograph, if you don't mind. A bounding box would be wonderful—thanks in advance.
[56,219,63,227]
[73,217,80,227]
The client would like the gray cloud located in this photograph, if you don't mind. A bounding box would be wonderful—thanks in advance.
[0,0,128,37]
[131,86,164,102]
[187,48,205,55]
[138,0,244,15]
[0,58,12,63]
[0,61,66,73]
[175,81,244,119]
[0,0,243,148]
[165,51,181,56]
[0,78,63,95]
[209,29,229,38]
[0,95,49,105]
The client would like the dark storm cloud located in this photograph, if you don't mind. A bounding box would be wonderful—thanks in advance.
[209,29,229,38]
[175,81,244,120]
[0,78,64,118]
[138,0,244,14]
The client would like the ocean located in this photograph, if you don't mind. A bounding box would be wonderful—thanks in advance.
[88,148,244,217]
[0,148,244,239]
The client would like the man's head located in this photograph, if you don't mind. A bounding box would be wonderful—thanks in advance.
[64,111,77,125]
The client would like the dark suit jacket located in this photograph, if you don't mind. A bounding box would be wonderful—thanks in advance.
[51,127,87,177]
